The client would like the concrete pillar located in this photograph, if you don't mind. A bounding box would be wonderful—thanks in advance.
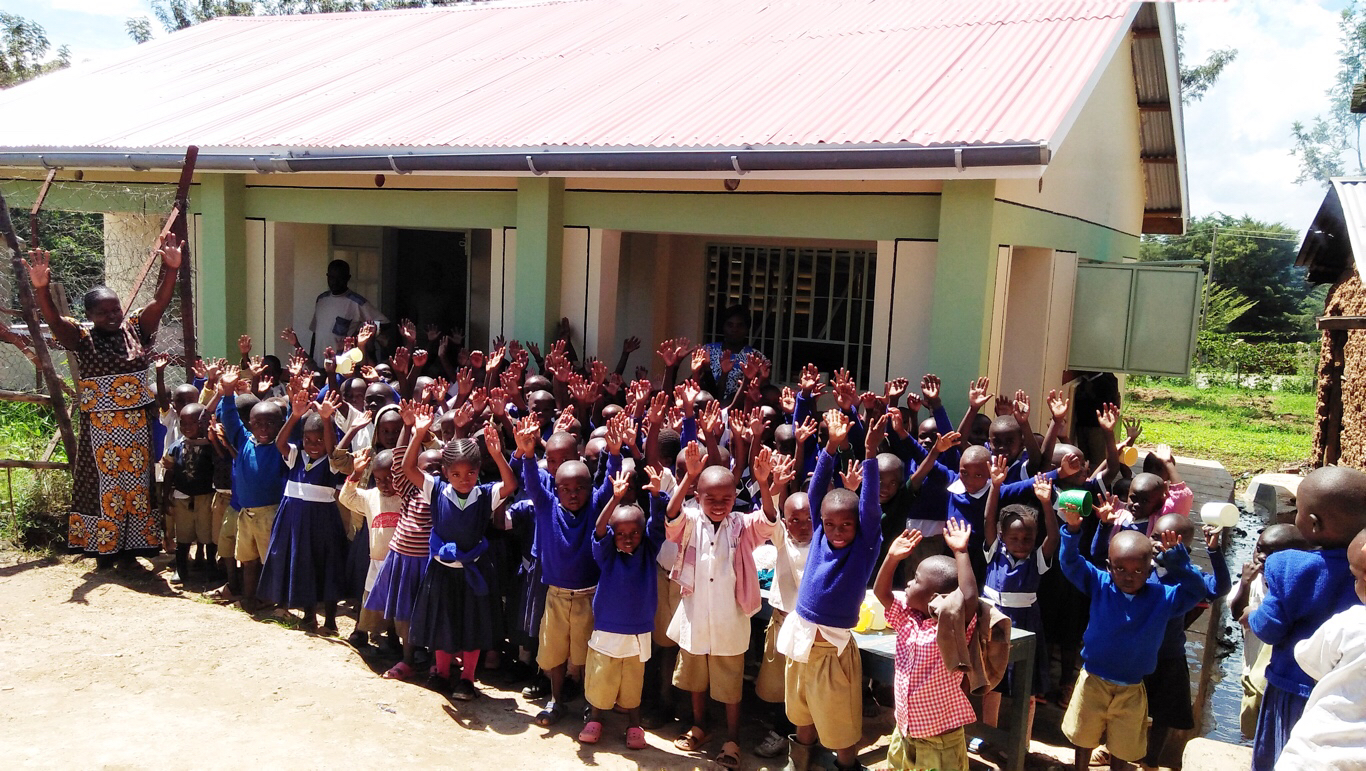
[510,177,565,345]
[196,174,247,359]
[927,179,999,417]
[585,228,622,360]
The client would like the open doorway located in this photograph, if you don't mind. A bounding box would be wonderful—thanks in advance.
[393,229,468,335]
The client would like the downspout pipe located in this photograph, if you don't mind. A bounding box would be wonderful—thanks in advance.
[0,142,1050,174]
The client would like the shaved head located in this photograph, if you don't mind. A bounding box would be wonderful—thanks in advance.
[917,555,958,595]
[1297,466,1366,547]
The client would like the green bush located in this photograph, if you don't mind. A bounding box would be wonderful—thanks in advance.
[0,401,69,551]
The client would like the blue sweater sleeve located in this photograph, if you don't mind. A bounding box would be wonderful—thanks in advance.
[888,431,927,466]
[807,449,837,526]
[591,529,613,568]
[217,393,248,452]
[1060,527,1101,596]
[1000,470,1055,505]
[1248,554,1294,646]
[680,416,698,447]
[1158,544,1207,615]
[646,492,668,547]
[1205,547,1232,598]
[858,457,881,548]
[846,407,867,458]
[518,455,555,533]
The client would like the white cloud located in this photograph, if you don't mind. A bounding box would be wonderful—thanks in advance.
[1179,0,1342,231]
[48,0,150,17]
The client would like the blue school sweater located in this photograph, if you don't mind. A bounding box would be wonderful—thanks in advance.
[920,460,1055,581]
[517,454,617,590]
[1059,527,1206,685]
[590,495,666,636]
[1152,546,1231,659]
[1248,547,1358,698]
[793,451,882,628]
[217,393,287,509]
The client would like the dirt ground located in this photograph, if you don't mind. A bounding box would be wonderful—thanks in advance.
[0,550,1252,770]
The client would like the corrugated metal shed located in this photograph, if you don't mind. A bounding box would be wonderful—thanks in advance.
[1298,178,1366,283]
[0,0,1134,152]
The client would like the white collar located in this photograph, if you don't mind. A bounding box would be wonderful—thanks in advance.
[947,478,989,499]
[442,484,482,510]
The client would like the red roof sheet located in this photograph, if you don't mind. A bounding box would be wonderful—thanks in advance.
[0,0,1134,151]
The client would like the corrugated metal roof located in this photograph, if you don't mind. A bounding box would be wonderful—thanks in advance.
[0,0,1134,152]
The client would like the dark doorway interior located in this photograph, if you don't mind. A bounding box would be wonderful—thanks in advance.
[394,229,468,336]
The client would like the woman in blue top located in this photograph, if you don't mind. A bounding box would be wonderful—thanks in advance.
[401,405,518,701]
[700,304,760,402]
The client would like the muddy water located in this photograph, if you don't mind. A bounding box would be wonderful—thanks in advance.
[1199,511,1263,746]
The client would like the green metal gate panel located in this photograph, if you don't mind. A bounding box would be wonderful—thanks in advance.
[1068,263,1203,376]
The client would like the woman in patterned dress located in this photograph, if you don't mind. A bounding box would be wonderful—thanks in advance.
[25,235,182,569]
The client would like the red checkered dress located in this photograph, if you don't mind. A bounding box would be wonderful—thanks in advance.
[885,596,977,738]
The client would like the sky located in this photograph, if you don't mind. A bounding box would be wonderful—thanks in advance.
[9,0,1357,235]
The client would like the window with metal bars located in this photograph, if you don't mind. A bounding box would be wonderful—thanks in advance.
[704,244,877,385]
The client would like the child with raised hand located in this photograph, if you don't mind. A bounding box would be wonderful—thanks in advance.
[514,412,618,726]
[369,403,442,680]
[979,464,1060,734]
[338,447,401,650]
[215,365,289,612]
[402,403,519,701]
[578,468,666,750]
[874,519,978,771]
[1247,466,1366,770]
[664,440,776,770]
[1228,523,1308,738]
[1278,527,1366,769]
[257,387,348,633]
[1056,489,1207,771]
[752,448,807,759]
[160,402,216,585]
[777,409,886,771]
[1140,513,1231,767]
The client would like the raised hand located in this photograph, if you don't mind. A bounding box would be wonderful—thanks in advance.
[610,469,633,501]
[719,350,734,375]
[1153,443,1175,465]
[864,412,887,457]
[621,336,641,357]
[832,368,857,410]
[289,386,312,415]
[752,446,773,487]
[483,422,505,457]
[317,391,339,421]
[780,386,796,415]
[152,352,170,370]
[932,430,961,455]
[944,518,971,554]
[823,408,851,450]
[23,249,52,288]
[219,365,241,390]
[1012,390,1030,424]
[920,374,942,408]
[352,448,374,475]
[689,346,709,375]
[412,348,429,370]
[411,403,435,435]
[797,363,823,396]
[1123,415,1142,442]
[1096,403,1119,433]
[1032,473,1053,507]
[989,453,1009,488]
[884,377,909,406]
[795,416,818,445]
[399,318,417,346]
[887,406,907,438]
[967,377,991,410]
[769,452,796,492]
[1093,493,1122,524]
[699,399,724,441]
[643,465,665,496]
[1157,529,1183,553]
[238,334,253,356]
[391,346,411,375]
[1202,525,1223,551]
[425,322,441,343]
[682,440,708,477]
[156,233,183,270]
[1047,389,1069,422]
[887,529,923,560]
[554,404,577,434]
[357,322,376,350]
[513,415,540,455]
[1059,451,1084,478]
[839,458,863,492]
[993,393,1013,417]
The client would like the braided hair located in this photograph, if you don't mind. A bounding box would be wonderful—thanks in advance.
[442,438,482,467]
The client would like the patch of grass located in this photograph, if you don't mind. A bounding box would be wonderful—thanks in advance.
[1124,381,1314,479]
[0,401,68,552]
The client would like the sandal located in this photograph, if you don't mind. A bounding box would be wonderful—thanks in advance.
[1090,746,1112,766]
[626,726,647,750]
[674,726,711,752]
[536,701,566,727]
[715,740,742,770]
[577,720,603,744]
[205,585,236,604]
[382,662,414,681]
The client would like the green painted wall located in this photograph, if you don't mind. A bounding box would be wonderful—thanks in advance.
[512,177,565,344]
[564,190,939,241]
[243,185,517,229]
[197,174,247,358]
[927,179,999,417]
[0,178,182,214]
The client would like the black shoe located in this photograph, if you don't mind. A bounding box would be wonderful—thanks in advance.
[522,674,551,699]
[346,630,369,649]
[427,672,452,693]
[451,679,478,701]
[381,632,403,657]
[561,676,583,703]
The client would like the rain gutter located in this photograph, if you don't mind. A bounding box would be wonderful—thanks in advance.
[0,142,1051,175]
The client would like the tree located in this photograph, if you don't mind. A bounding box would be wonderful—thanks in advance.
[126,17,153,44]
[1140,214,1309,341]
[1177,24,1237,105]
[1292,1,1366,185]
[0,12,69,89]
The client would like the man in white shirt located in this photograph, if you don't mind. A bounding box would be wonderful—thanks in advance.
[309,259,386,358]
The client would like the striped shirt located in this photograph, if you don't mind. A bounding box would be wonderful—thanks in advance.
[388,444,433,558]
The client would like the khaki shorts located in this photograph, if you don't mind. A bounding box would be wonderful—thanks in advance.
[234,504,279,563]
[784,638,863,751]
[537,586,595,670]
[887,725,968,771]
[171,494,215,545]
[755,608,787,703]
[584,647,646,711]
[210,491,231,546]
[1062,668,1148,762]
[653,564,682,648]
[673,649,744,705]
[219,503,239,562]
